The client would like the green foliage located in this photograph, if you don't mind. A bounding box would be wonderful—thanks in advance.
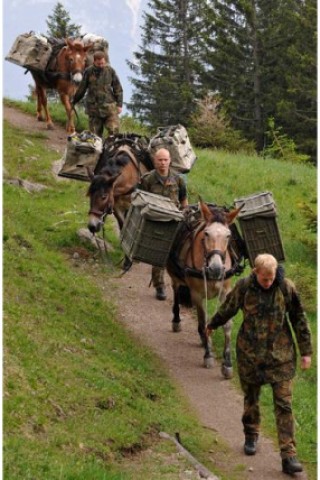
[263,117,311,163]
[132,0,316,159]
[119,114,153,138]
[46,2,81,38]
[189,95,255,153]
[127,0,206,127]
[298,201,317,234]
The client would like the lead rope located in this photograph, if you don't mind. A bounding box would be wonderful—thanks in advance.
[202,263,228,327]
[202,266,209,325]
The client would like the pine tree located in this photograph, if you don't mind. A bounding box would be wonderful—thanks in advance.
[127,0,206,127]
[46,2,81,39]
[201,0,317,159]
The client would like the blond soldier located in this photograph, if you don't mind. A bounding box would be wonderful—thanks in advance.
[206,253,312,475]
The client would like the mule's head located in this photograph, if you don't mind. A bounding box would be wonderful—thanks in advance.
[199,200,241,280]
[64,38,93,84]
[86,168,120,233]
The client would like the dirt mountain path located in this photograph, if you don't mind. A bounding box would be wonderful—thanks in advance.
[3,105,307,480]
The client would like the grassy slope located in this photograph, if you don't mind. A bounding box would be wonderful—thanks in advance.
[3,121,236,480]
[188,149,317,474]
[3,104,317,479]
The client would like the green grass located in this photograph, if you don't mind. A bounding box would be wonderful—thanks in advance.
[3,119,244,480]
[3,102,317,479]
[4,98,153,137]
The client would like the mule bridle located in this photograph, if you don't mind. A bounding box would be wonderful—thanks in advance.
[88,208,108,218]
[201,238,227,265]
[184,224,233,281]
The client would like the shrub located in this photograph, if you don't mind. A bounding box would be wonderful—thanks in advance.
[188,94,255,153]
[263,117,311,163]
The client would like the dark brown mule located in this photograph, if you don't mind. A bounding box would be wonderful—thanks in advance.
[30,38,92,133]
[167,200,243,376]
[87,142,153,233]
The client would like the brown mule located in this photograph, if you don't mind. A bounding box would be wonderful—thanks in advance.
[86,142,152,233]
[31,38,93,133]
[167,200,243,375]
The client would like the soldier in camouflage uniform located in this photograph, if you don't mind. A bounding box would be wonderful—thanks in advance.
[72,51,123,137]
[139,148,188,300]
[206,254,312,475]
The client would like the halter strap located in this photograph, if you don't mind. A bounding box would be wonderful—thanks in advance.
[88,208,107,219]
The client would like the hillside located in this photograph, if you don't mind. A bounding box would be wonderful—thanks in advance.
[3,104,316,480]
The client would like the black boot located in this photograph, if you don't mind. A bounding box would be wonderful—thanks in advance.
[122,256,132,272]
[156,286,166,301]
[282,457,303,474]
[244,435,258,456]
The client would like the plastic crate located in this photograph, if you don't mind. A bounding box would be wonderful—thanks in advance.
[120,190,183,267]
[234,192,285,266]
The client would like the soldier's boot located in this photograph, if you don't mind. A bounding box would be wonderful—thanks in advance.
[282,457,303,474]
[244,435,258,456]
[122,256,132,272]
[156,286,166,301]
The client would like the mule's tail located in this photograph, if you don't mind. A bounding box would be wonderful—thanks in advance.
[178,285,193,308]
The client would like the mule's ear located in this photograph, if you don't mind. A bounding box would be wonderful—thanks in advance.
[108,172,121,185]
[86,166,95,180]
[65,38,73,48]
[199,198,213,223]
[226,205,243,224]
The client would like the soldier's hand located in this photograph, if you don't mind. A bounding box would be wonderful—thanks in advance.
[301,356,312,370]
[205,326,213,338]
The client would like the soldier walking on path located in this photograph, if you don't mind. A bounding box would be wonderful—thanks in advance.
[139,148,188,300]
[72,51,123,137]
[206,253,312,475]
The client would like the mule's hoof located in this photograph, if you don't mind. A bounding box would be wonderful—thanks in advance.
[221,365,233,379]
[47,124,54,130]
[204,357,214,368]
[37,116,44,122]
[172,322,181,332]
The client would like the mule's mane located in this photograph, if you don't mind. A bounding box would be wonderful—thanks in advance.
[87,175,111,195]
[67,39,85,50]
[87,151,131,195]
[99,151,131,177]
[207,206,227,224]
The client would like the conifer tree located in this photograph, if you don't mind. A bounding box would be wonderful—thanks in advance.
[201,0,316,159]
[46,2,81,39]
[127,0,206,127]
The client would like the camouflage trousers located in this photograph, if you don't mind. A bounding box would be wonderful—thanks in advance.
[88,105,120,138]
[240,378,296,459]
[151,266,165,288]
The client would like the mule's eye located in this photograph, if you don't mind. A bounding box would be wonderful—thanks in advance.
[204,231,209,237]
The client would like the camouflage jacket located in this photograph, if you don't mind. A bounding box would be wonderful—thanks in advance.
[208,271,312,384]
[138,170,187,208]
[73,65,123,116]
